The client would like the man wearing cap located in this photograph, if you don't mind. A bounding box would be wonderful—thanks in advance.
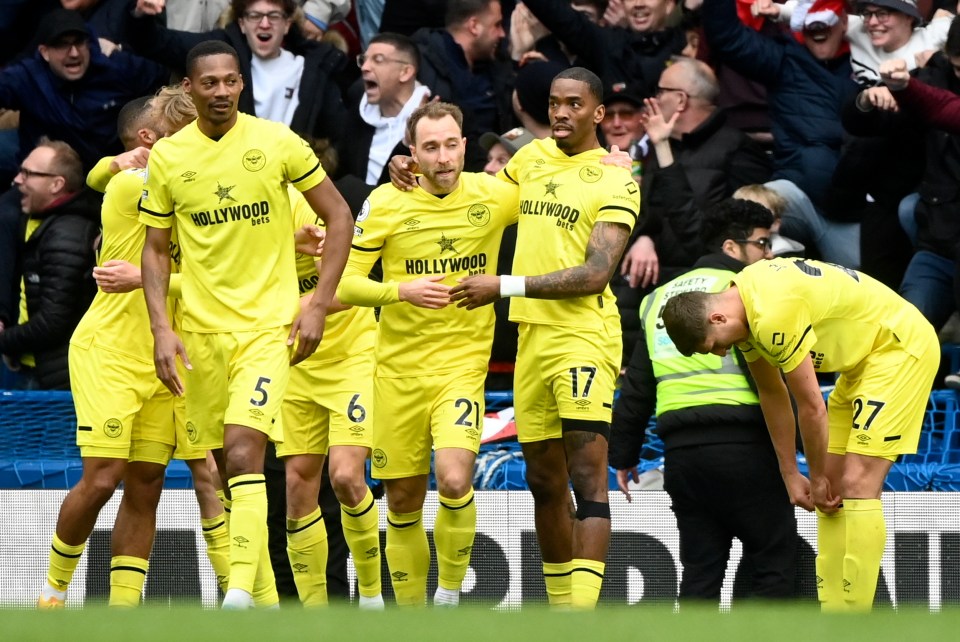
[0,8,166,340]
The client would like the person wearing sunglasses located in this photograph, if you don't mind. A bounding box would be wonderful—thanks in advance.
[611,198,799,605]
[0,138,100,391]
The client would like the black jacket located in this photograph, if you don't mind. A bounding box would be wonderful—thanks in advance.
[412,28,516,171]
[609,252,767,470]
[0,190,100,389]
[521,0,688,97]
[336,79,413,186]
[126,17,348,143]
[611,110,770,362]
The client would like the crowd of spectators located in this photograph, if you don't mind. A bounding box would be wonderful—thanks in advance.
[3,0,960,390]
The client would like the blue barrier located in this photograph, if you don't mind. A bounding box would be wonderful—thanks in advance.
[4,388,960,491]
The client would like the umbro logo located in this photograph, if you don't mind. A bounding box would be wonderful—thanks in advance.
[404,218,420,228]
[392,571,408,582]
[292,563,308,573]
[856,434,871,442]
[233,536,250,548]
[457,545,473,557]
[575,399,591,407]
[365,547,379,559]
[181,171,197,183]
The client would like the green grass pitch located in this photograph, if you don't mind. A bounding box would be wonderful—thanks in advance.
[3,604,960,641]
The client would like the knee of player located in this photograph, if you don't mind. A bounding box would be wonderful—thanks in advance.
[435,471,473,501]
[328,468,366,505]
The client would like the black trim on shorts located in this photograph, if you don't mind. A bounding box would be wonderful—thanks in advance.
[561,419,610,438]
[78,426,93,432]
[884,436,901,442]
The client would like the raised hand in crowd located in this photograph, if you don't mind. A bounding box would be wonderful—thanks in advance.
[856,86,899,112]
[879,58,910,91]
[510,2,549,61]
[750,0,781,18]
[603,0,629,28]
[134,0,165,17]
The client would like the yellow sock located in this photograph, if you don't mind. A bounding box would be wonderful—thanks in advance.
[570,558,605,610]
[816,507,846,612]
[201,513,230,594]
[385,509,429,607]
[286,507,329,607]
[434,488,476,591]
[108,556,148,607]
[843,498,886,613]
[47,533,86,593]
[219,492,231,524]
[543,561,573,607]
[226,474,267,595]
[252,524,278,608]
[341,488,382,598]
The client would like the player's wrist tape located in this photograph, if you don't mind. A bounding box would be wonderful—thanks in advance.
[500,275,525,298]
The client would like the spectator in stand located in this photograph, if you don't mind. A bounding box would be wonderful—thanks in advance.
[520,0,688,96]
[338,32,431,186]
[614,57,771,365]
[511,60,566,138]
[412,0,517,171]
[129,0,349,145]
[610,198,799,605]
[0,138,100,390]
[0,8,166,337]
[701,0,860,267]
[508,0,607,66]
[599,83,647,180]
[881,54,960,387]
[733,183,805,257]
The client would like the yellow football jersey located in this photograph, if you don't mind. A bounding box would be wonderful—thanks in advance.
[71,167,154,363]
[499,137,639,329]
[138,113,325,333]
[290,187,376,365]
[734,257,933,373]
[339,172,519,377]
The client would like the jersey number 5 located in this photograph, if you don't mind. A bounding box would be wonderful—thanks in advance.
[250,376,272,407]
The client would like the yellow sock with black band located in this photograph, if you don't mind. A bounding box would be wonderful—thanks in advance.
[570,558,605,609]
[342,488,382,598]
[46,533,86,595]
[252,534,279,608]
[385,509,429,606]
[816,506,847,612]
[286,507,329,607]
[108,555,148,607]
[226,474,267,595]
[543,561,573,607]
[201,514,230,594]
[434,488,476,592]
[843,498,886,612]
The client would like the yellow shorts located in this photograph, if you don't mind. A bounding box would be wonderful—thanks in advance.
[276,350,375,457]
[827,325,939,459]
[183,327,289,450]
[172,379,205,461]
[371,370,486,479]
[514,322,620,443]
[69,343,175,465]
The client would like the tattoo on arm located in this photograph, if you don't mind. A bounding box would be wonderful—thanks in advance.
[524,222,631,299]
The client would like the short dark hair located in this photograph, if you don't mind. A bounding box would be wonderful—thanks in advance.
[700,198,774,249]
[553,66,603,105]
[116,96,154,148]
[446,0,497,28]
[36,136,84,193]
[406,102,464,145]
[662,291,713,357]
[185,40,241,78]
[369,32,421,70]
